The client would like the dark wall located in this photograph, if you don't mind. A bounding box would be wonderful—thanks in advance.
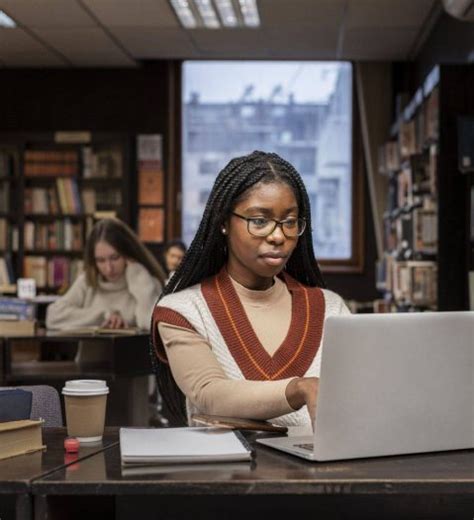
[0,63,168,132]
[416,12,474,83]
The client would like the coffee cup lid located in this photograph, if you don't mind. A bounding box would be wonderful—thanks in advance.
[62,379,109,396]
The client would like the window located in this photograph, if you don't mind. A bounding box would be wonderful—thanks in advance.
[181,61,356,265]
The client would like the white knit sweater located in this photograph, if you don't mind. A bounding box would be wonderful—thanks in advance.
[46,262,162,330]
[157,276,350,427]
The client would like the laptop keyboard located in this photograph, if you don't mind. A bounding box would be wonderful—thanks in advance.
[294,443,314,452]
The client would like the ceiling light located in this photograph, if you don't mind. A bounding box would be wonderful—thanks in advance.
[195,0,220,28]
[0,10,16,28]
[170,0,260,29]
[214,0,238,27]
[239,0,260,27]
[170,0,198,28]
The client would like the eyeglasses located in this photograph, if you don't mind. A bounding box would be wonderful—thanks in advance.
[231,212,306,238]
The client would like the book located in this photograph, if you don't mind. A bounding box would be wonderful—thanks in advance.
[47,326,144,336]
[138,208,164,243]
[0,297,36,320]
[138,168,163,205]
[191,414,288,433]
[120,427,254,465]
[0,319,36,336]
[0,389,32,422]
[0,419,45,461]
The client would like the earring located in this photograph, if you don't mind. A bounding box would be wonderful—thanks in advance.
[221,227,227,234]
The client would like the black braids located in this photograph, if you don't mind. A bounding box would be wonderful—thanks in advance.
[153,150,326,424]
[165,157,256,293]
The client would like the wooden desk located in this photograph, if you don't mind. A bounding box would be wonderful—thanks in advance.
[1,333,153,426]
[33,435,474,520]
[0,428,118,520]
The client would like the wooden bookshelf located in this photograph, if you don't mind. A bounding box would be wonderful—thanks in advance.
[376,65,474,311]
[0,132,133,293]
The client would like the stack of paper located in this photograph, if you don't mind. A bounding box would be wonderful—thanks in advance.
[120,427,253,465]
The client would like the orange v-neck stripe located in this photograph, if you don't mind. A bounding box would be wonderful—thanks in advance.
[201,268,325,381]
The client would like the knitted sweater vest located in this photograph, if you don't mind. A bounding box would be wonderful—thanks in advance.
[153,269,328,426]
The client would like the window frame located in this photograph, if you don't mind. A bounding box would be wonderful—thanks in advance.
[166,61,364,274]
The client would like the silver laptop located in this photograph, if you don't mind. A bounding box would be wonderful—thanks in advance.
[257,312,474,461]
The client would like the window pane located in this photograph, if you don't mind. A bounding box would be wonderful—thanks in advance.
[182,61,353,259]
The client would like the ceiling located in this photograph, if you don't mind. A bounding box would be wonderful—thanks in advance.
[0,0,442,67]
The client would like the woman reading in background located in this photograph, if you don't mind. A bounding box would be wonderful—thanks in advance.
[47,218,166,331]
[152,151,350,428]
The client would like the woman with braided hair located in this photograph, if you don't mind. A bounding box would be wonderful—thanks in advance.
[152,150,350,428]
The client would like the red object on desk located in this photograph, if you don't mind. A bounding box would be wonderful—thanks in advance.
[64,437,80,453]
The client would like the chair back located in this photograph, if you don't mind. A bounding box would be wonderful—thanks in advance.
[0,385,63,427]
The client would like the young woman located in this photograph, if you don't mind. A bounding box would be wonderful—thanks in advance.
[152,151,350,428]
[46,218,166,331]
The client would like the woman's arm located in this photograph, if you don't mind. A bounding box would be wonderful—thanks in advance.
[126,262,163,329]
[45,273,105,329]
[159,322,302,421]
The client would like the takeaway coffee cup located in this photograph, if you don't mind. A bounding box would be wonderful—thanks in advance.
[62,380,109,443]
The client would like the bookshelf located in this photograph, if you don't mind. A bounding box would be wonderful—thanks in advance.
[377,65,474,312]
[0,132,132,293]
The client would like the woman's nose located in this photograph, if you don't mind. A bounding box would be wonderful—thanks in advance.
[266,225,285,243]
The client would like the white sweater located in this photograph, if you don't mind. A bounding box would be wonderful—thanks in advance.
[157,275,350,425]
[46,262,162,330]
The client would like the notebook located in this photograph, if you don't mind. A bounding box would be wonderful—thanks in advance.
[120,427,254,465]
[258,311,474,461]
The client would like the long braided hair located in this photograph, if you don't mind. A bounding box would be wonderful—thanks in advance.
[152,150,326,424]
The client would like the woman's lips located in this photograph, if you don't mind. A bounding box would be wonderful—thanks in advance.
[259,252,287,266]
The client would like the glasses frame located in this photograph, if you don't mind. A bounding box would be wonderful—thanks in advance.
[231,212,306,238]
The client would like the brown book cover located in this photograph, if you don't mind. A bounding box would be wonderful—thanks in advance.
[139,169,164,205]
[138,208,164,243]
[0,419,45,461]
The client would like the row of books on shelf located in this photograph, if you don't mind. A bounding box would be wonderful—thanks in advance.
[24,182,121,215]
[24,150,78,176]
[23,147,123,178]
[383,145,437,202]
[398,87,438,158]
[379,96,439,176]
[376,255,437,308]
[384,204,437,255]
[0,220,18,251]
[33,178,82,214]
[82,146,123,178]
[23,256,84,289]
[24,220,83,252]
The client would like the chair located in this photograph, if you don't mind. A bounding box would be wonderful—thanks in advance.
[0,385,63,427]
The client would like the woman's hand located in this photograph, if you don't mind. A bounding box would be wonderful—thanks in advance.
[285,377,319,430]
[102,311,126,329]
